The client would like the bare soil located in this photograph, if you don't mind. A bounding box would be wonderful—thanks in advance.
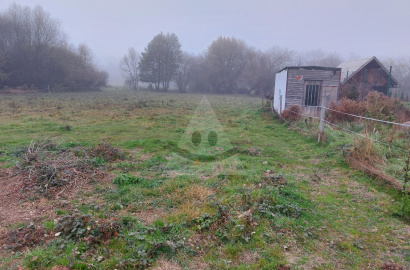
[0,168,54,227]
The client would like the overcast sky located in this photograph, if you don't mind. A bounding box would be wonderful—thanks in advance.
[1,0,409,85]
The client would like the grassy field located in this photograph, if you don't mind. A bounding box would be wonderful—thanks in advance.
[0,89,409,269]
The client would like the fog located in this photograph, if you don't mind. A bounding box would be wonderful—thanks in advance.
[1,0,409,85]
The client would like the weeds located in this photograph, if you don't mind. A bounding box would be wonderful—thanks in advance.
[13,139,129,197]
[281,105,301,122]
[54,211,121,244]
[401,152,410,218]
[89,142,126,162]
[112,173,142,186]
[346,136,402,189]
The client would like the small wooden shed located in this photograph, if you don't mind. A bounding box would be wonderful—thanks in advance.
[337,56,399,99]
[274,66,341,114]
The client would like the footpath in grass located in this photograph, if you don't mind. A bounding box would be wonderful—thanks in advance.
[0,90,408,269]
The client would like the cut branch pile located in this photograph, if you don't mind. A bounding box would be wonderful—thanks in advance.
[15,139,125,198]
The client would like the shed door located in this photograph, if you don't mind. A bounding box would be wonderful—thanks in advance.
[304,81,322,106]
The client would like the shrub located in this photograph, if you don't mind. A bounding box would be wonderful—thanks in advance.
[281,105,301,122]
[365,91,410,122]
[54,212,121,243]
[327,98,366,122]
[327,92,410,123]
[89,143,126,162]
[112,173,141,186]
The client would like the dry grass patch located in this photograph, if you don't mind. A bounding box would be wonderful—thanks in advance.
[347,137,402,189]
[238,251,261,265]
[161,182,214,206]
[186,256,210,270]
[150,257,182,270]
[182,185,213,202]
[174,202,204,222]
[165,184,215,221]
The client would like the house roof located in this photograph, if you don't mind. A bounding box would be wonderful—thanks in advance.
[278,66,341,73]
[337,56,399,86]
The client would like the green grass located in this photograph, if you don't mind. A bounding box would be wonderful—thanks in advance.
[0,89,409,269]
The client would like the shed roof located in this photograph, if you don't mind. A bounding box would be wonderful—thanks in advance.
[278,66,341,73]
[337,56,399,86]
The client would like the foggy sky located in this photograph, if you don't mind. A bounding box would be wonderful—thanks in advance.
[1,0,409,85]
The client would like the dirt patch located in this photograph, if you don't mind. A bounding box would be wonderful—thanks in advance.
[310,158,322,165]
[151,257,182,270]
[0,224,53,252]
[239,251,261,265]
[186,233,219,258]
[0,168,54,226]
[134,207,168,225]
[1,86,39,95]
[261,170,287,186]
[165,171,183,179]
[381,263,403,270]
[276,265,291,270]
[187,257,209,270]
[50,266,72,270]
[128,149,153,162]
[0,167,114,227]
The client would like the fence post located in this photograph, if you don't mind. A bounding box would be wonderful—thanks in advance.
[279,92,283,115]
[318,95,327,143]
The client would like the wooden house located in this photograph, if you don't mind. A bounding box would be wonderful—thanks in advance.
[337,56,399,99]
[274,66,341,114]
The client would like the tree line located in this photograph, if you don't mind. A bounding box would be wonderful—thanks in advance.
[121,34,345,95]
[0,3,107,92]
[122,34,410,99]
[1,3,409,98]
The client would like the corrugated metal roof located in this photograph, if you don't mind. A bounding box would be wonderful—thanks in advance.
[337,56,399,86]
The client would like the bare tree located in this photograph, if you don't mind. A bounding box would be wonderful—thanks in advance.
[187,54,211,92]
[265,46,294,72]
[175,52,194,92]
[0,3,107,91]
[120,47,139,90]
[294,49,343,67]
[0,51,8,87]
[382,56,410,99]
[77,43,94,67]
[240,46,293,94]
[206,36,248,93]
[32,5,66,48]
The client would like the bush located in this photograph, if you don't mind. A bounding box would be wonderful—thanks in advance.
[327,98,366,122]
[365,91,410,122]
[327,92,410,123]
[89,143,126,162]
[281,105,301,122]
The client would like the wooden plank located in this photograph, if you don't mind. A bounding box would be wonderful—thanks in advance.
[285,68,341,107]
